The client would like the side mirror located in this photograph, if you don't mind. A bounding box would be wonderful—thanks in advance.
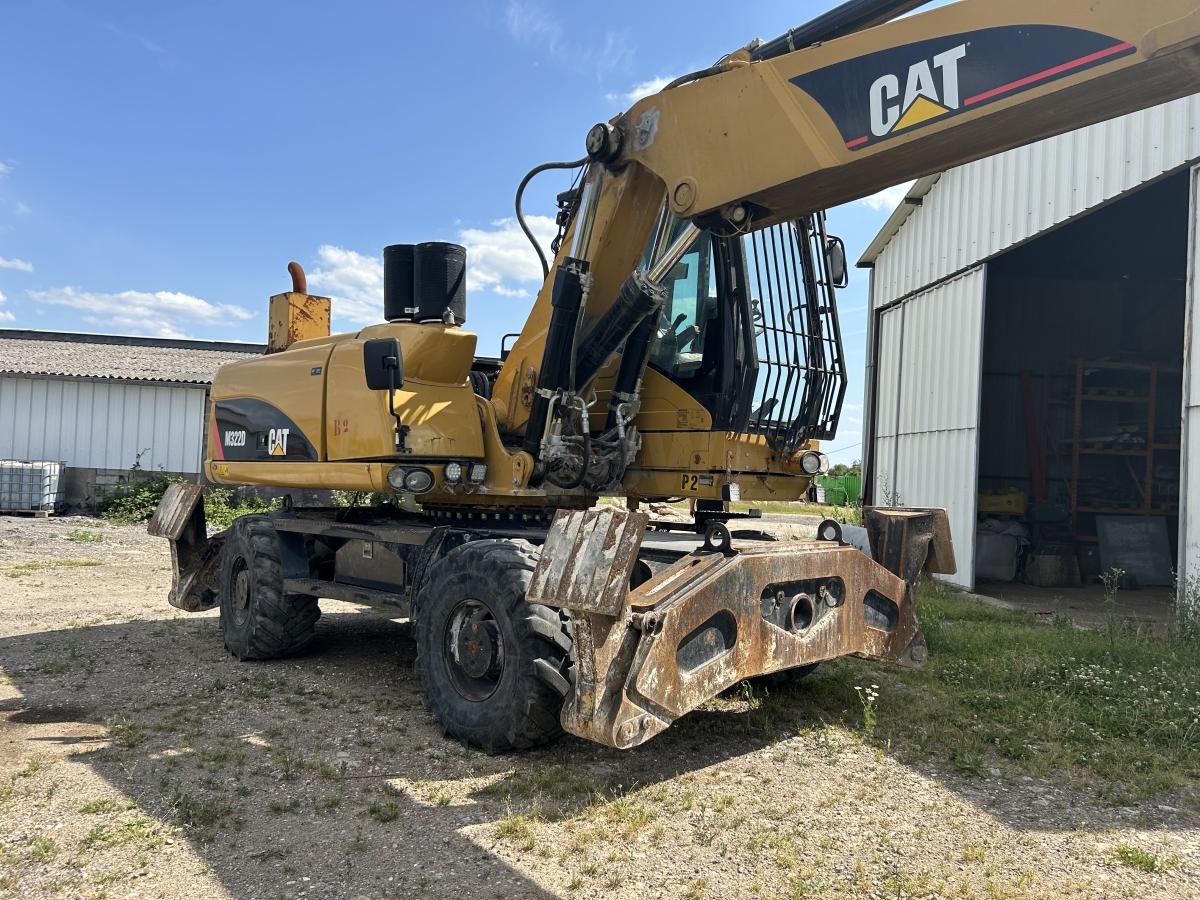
[364,338,404,390]
[825,236,849,289]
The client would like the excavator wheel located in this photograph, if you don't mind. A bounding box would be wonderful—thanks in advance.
[218,516,320,661]
[413,538,573,753]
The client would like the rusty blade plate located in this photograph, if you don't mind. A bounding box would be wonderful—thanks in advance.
[147,483,205,540]
[527,507,648,616]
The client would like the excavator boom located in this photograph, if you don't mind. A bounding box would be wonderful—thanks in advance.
[494,0,1200,443]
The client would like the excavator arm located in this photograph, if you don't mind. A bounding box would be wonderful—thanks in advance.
[493,0,1200,489]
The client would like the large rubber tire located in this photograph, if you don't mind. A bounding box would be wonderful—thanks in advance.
[413,539,572,753]
[218,515,320,661]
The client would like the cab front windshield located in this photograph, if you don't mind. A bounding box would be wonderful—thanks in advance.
[647,222,718,380]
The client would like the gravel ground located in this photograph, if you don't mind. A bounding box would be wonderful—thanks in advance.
[0,515,1197,899]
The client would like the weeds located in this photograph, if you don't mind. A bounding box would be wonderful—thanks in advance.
[495,809,539,850]
[853,683,879,736]
[106,716,147,748]
[366,800,400,823]
[168,788,233,844]
[5,559,101,577]
[1110,845,1167,873]
[741,580,1200,801]
[65,530,104,543]
[28,837,57,862]
[1100,568,1126,659]
[78,798,125,814]
[13,757,43,779]
[98,459,275,526]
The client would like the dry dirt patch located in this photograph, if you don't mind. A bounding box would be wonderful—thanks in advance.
[0,515,1197,899]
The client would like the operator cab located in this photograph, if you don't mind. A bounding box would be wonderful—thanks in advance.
[645,213,850,455]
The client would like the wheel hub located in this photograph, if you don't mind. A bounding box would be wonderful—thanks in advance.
[233,567,251,611]
[444,599,505,701]
[458,620,500,679]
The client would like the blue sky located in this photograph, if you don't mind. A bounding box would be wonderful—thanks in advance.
[0,0,925,463]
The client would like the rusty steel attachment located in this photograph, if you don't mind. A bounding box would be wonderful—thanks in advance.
[527,506,954,749]
[147,482,224,612]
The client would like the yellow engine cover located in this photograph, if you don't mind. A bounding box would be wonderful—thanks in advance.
[205,323,485,491]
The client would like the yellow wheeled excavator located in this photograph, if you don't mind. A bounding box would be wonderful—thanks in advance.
[152,0,1200,751]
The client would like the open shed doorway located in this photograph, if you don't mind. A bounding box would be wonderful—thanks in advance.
[974,170,1189,624]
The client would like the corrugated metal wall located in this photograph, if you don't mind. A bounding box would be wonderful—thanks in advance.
[0,375,207,473]
[874,95,1200,308]
[872,268,986,589]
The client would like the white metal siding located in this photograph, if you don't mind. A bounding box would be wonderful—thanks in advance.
[874,95,1200,308]
[0,376,207,473]
[871,268,986,589]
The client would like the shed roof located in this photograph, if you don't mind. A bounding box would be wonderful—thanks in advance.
[0,330,264,385]
[857,175,941,268]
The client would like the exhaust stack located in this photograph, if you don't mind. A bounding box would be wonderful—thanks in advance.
[267,262,331,354]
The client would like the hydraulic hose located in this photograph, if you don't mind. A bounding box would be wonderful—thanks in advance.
[515,157,589,280]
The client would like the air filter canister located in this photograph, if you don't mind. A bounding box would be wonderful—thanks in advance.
[383,244,416,322]
[414,242,467,325]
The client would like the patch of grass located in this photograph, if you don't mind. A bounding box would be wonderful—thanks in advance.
[29,837,57,862]
[118,817,166,850]
[1110,844,1167,873]
[4,559,102,576]
[599,796,656,840]
[79,824,114,850]
[13,757,44,779]
[495,811,539,850]
[66,529,105,543]
[78,798,125,814]
[366,800,400,823]
[169,789,233,844]
[482,763,599,807]
[78,816,164,852]
[106,716,147,748]
[272,747,306,781]
[761,580,1200,802]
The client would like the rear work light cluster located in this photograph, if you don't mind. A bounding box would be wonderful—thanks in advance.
[387,461,488,494]
[443,461,487,485]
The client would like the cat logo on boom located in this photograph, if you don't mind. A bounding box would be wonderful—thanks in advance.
[868,44,966,140]
[790,25,1137,153]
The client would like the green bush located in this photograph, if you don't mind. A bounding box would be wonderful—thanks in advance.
[203,487,276,529]
[98,472,182,524]
[99,469,275,527]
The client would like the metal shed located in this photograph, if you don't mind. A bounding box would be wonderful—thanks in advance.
[0,330,263,507]
[860,94,1200,611]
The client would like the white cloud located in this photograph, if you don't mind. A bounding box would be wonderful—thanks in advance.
[0,256,33,272]
[0,162,10,177]
[27,287,253,338]
[459,215,555,299]
[505,0,632,76]
[505,0,562,53]
[858,181,916,213]
[307,245,384,326]
[0,290,11,323]
[13,201,30,216]
[614,76,674,104]
[310,217,554,326]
